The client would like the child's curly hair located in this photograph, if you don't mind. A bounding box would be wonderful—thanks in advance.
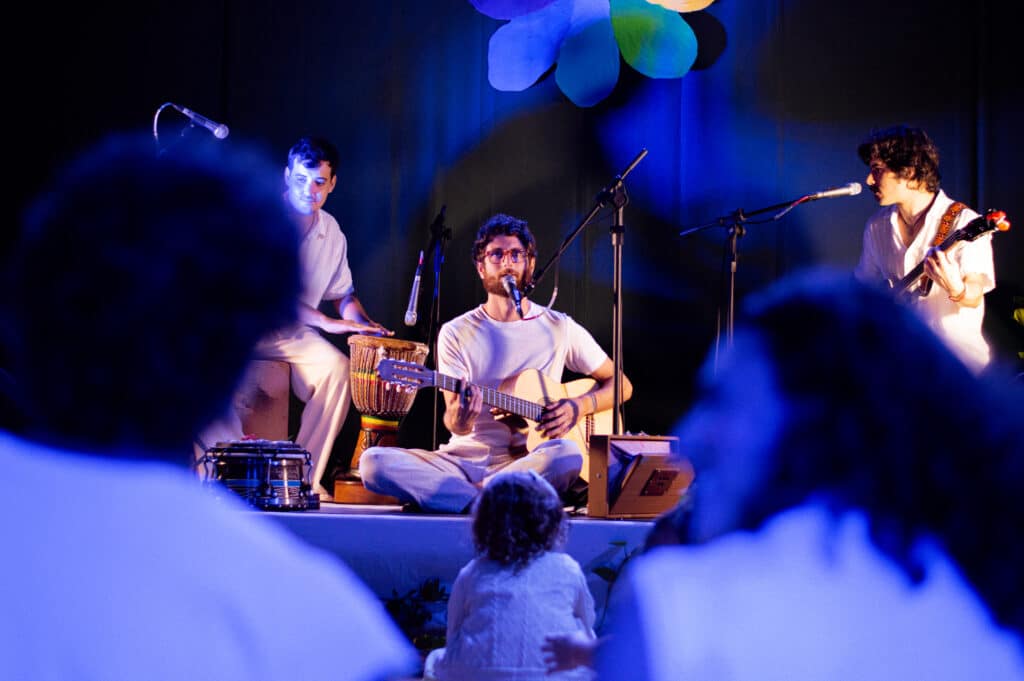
[472,471,567,572]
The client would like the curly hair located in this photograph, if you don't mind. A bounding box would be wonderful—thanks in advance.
[471,213,537,265]
[5,133,301,461]
[857,124,941,192]
[727,267,1024,638]
[287,136,340,177]
[472,470,567,572]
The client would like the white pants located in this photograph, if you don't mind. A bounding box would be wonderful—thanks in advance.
[196,326,350,497]
[358,439,583,513]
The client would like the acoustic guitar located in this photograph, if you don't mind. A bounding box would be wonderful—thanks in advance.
[889,209,1010,301]
[376,359,611,481]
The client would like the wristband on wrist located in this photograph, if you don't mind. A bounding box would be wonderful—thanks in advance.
[589,393,598,414]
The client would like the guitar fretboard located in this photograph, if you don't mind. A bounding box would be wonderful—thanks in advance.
[434,373,544,421]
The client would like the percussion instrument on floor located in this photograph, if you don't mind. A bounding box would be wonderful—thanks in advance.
[198,439,320,511]
[338,334,428,504]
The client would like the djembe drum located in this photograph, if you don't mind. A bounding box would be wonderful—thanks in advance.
[335,334,428,504]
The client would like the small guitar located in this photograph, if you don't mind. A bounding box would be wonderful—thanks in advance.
[889,209,1010,300]
[376,359,610,481]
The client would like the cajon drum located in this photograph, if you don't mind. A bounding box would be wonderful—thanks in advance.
[234,360,291,440]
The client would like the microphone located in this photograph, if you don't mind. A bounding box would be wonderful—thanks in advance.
[501,274,524,319]
[404,251,424,326]
[806,182,861,201]
[171,103,230,139]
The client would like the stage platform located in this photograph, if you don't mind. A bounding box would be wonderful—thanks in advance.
[259,501,655,614]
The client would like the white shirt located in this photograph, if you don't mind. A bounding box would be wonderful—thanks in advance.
[298,208,354,309]
[598,504,1024,681]
[437,551,596,681]
[855,190,996,372]
[0,431,418,681]
[436,304,609,453]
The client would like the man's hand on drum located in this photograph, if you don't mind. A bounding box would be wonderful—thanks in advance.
[537,398,581,439]
[333,293,394,336]
[318,318,394,336]
[298,302,393,337]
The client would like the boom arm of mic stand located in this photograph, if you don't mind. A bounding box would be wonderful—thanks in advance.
[678,193,810,238]
[524,202,603,297]
[525,148,648,296]
[524,149,647,438]
[678,191,811,375]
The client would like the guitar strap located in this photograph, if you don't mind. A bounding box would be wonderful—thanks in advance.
[933,201,967,246]
[915,200,967,297]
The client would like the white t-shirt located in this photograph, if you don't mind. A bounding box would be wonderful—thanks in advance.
[437,551,596,681]
[436,304,609,452]
[298,208,354,308]
[0,431,418,681]
[855,190,996,371]
[597,504,1024,681]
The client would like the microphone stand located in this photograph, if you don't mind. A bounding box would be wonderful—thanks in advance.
[151,101,212,158]
[424,206,450,450]
[152,102,188,157]
[152,102,172,148]
[527,148,647,435]
[678,190,814,372]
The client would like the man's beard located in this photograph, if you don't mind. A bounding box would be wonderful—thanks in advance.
[483,270,528,297]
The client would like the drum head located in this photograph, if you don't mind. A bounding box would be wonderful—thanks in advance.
[347,334,428,354]
[347,336,429,419]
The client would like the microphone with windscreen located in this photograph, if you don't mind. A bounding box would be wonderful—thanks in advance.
[170,103,230,139]
[806,182,861,201]
[501,275,524,319]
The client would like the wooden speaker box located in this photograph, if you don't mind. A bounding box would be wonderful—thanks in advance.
[587,435,694,519]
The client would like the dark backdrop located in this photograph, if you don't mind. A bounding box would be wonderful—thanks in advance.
[6,1,1022,472]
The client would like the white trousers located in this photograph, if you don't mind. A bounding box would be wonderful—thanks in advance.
[358,439,583,513]
[197,326,350,497]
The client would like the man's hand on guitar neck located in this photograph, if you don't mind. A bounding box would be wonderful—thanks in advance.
[443,380,483,436]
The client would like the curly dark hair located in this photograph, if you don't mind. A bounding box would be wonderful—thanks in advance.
[857,124,941,192]
[287,136,340,177]
[472,470,567,572]
[724,267,1024,639]
[4,132,301,462]
[471,213,537,265]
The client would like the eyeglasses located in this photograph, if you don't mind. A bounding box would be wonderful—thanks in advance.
[481,248,528,264]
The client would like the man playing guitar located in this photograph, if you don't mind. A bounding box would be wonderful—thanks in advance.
[854,125,997,373]
[359,214,632,512]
